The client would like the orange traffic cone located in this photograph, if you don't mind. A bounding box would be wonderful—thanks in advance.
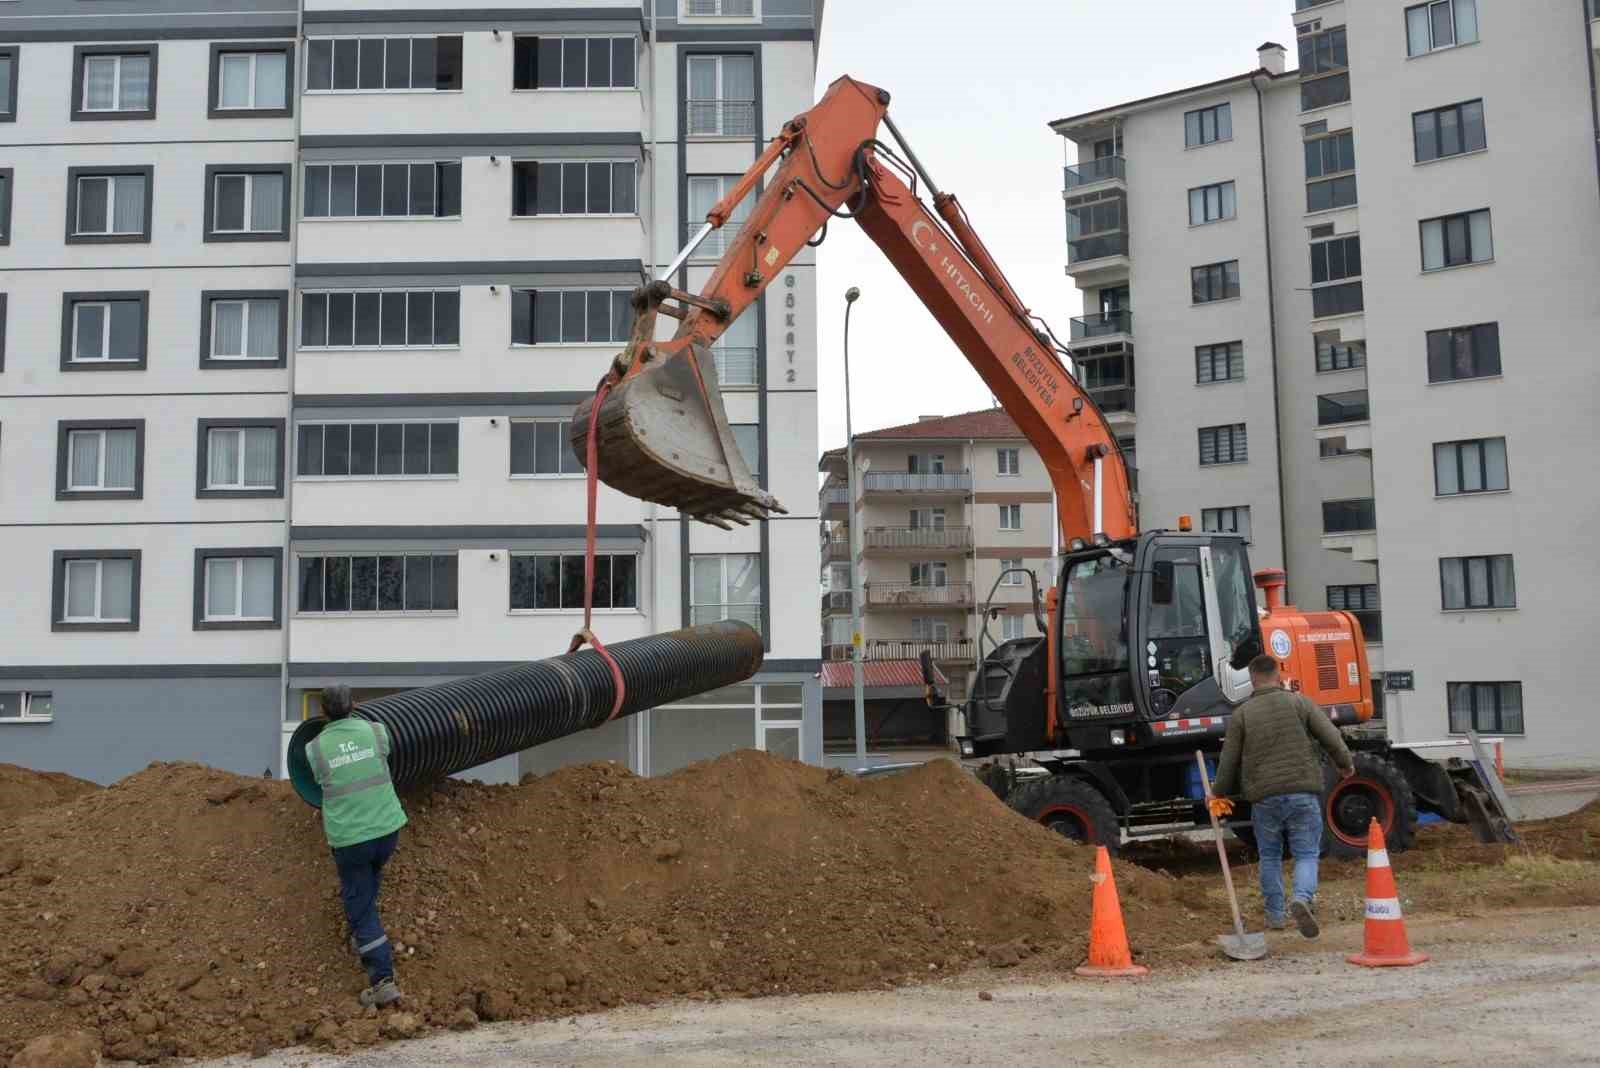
[1347,818,1428,967]
[1075,845,1149,978]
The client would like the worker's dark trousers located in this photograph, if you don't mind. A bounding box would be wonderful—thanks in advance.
[331,830,399,985]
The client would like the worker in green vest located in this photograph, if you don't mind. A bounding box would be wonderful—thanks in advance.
[307,685,408,1007]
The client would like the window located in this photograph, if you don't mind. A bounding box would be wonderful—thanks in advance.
[1434,437,1508,495]
[1191,260,1240,304]
[53,551,140,631]
[300,289,460,348]
[1298,25,1347,76]
[199,421,284,498]
[688,175,754,257]
[997,448,1020,476]
[1407,0,1478,57]
[0,47,16,121]
[1315,331,1365,372]
[1311,234,1362,317]
[908,507,946,530]
[1195,341,1243,384]
[510,289,633,345]
[200,291,285,368]
[296,553,459,614]
[1202,506,1251,542]
[1427,323,1501,382]
[510,419,582,476]
[1327,583,1381,642]
[67,168,150,243]
[911,617,951,642]
[63,293,147,370]
[1320,438,1356,458]
[59,423,141,497]
[510,553,639,610]
[732,424,761,475]
[1183,103,1231,147]
[686,54,756,137]
[1448,681,1522,735]
[910,561,948,587]
[690,553,762,630]
[1001,558,1024,586]
[1300,72,1349,111]
[511,160,636,216]
[1317,389,1369,425]
[712,305,757,386]
[1413,99,1486,164]
[1199,423,1247,466]
[305,36,463,92]
[0,692,53,723]
[0,168,10,246]
[196,550,281,629]
[1305,128,1356,211]
[907,453,945,474]
[998,504,1022,531]
[303,161,462,219]
[296,421,459,478]
[211,45,292,116]
[73,46,156,119]
[512,36,636,90]
[1421,209,1492,271]
[201,164,290,243]
[1440,554,1516,609]
[685,0,755,13]
[998,614,1027,641]
[0,294,7,370]
[1188,181,1236,225]
[1322,497,1376,533]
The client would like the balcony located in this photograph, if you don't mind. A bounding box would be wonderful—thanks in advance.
[823,534,850,561]
[1314,388,1372,451]
[821,590,852,614]
[1088,385,1134,415]
[865,581,974,609]
[864,638,975,664]
[862,526,974,554]
[861,470,972,495]
[821,485,849,518]
[822,643,854,662]
[686,98,756,138]
[1069,309,1132,343]
[1063,156,1126,191]
[1321,498,1378,562]
[1064,232,1130,288]
[712,346,758,388]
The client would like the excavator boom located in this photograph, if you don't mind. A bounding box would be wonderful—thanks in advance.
[573,75,1135,544]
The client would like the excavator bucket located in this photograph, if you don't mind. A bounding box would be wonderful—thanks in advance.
[570,341,786,527]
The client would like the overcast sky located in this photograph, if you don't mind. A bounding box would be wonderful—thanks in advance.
[812,0,1294,456]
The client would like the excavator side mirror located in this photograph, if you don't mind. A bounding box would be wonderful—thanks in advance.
[1151,560,1174,605]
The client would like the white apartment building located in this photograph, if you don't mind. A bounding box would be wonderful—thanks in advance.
[819,408,1061,741]
[1,0,824,784]
[1051,0,1600,766]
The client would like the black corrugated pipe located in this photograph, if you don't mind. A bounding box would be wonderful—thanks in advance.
[286,620,764,807]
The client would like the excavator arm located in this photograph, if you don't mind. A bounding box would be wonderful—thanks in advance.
[573,75,1135,544]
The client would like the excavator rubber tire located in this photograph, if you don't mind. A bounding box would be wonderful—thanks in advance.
[1007,774,1120,851]
[1321,752,1417,859]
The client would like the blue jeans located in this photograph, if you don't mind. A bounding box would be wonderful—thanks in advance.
[332,831,399,985]
[1250,792,1321,921]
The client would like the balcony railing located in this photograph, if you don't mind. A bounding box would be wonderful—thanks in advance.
[823,534,850,560]
[865,581,974,607]
[865,638,975,663]
[821,590,852,613]
[1067,232,1129,264]
[1063,156,1126,188]
[1317,389,1370,425]
[862,526,974,552]
[691,603,762,630]
[686,0,754,13]
[1069,309,1132,340]
[687,98,756,138]
[861,470,973,494]
[1322,498,1377,534]
[822,643,854,662]
[822,485,849,507]
[1088,385,1135,414]
[713,346,758,387]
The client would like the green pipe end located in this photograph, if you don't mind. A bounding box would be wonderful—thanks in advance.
[287,718,328,809]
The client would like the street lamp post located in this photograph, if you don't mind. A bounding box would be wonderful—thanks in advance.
[842,286,868,767]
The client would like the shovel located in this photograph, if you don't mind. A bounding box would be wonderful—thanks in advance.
[1195,751,1268,961]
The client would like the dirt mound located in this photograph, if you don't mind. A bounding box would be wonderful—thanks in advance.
[0,764,99,826]
[0,753,1206,1062]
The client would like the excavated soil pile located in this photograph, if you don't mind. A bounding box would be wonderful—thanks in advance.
[0,753,1205,1063]
[0,764,99,827]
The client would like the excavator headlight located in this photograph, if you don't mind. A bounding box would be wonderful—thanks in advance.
[1092,533,1110,547]
[1069,538,1089,552]
[1109,729,1127,746]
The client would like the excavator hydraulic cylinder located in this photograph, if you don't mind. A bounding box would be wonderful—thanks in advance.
[286,620,764,807]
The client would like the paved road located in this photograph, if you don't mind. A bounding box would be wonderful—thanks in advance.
[215,908,1600,1068]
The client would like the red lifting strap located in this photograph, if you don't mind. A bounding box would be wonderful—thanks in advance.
[567,378,627,724]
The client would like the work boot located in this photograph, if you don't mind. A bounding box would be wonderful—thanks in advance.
[359,977,402,1007]
[1265,915,1289,931]
[1289,899,1320,939]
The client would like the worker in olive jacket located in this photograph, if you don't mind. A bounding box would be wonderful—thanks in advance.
[306,685,408,1007]
[1210,655,1354,939]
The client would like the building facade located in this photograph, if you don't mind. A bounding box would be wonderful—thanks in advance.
[0,0,824,784]
[1051,0,1600,766]
[819,408,1058,745]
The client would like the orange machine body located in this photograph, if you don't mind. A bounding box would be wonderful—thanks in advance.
[1255,568,1374,726]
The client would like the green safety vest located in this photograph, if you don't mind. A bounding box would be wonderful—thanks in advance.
[307,718,408,849]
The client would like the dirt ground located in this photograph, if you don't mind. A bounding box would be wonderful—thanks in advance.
[209,907,1600,1067]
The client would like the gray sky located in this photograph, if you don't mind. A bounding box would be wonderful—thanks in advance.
[812,0,1294,456]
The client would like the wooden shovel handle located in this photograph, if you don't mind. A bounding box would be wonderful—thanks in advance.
[1196,750,1249,940]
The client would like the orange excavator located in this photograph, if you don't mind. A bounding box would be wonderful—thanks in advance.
[572,76,1512,854]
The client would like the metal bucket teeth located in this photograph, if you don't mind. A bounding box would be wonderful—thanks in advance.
[570,344,787,522]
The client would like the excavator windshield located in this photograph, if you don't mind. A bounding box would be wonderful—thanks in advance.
[1059,553,1129,677]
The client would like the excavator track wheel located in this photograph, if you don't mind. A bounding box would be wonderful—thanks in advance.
[1007,775,1120,851]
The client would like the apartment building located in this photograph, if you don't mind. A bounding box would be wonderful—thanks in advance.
[1,0,824,784]
[819,409,1057,744]
[1051,0,1600,766]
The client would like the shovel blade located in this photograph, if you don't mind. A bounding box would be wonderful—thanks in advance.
[1218,932,1269,961]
